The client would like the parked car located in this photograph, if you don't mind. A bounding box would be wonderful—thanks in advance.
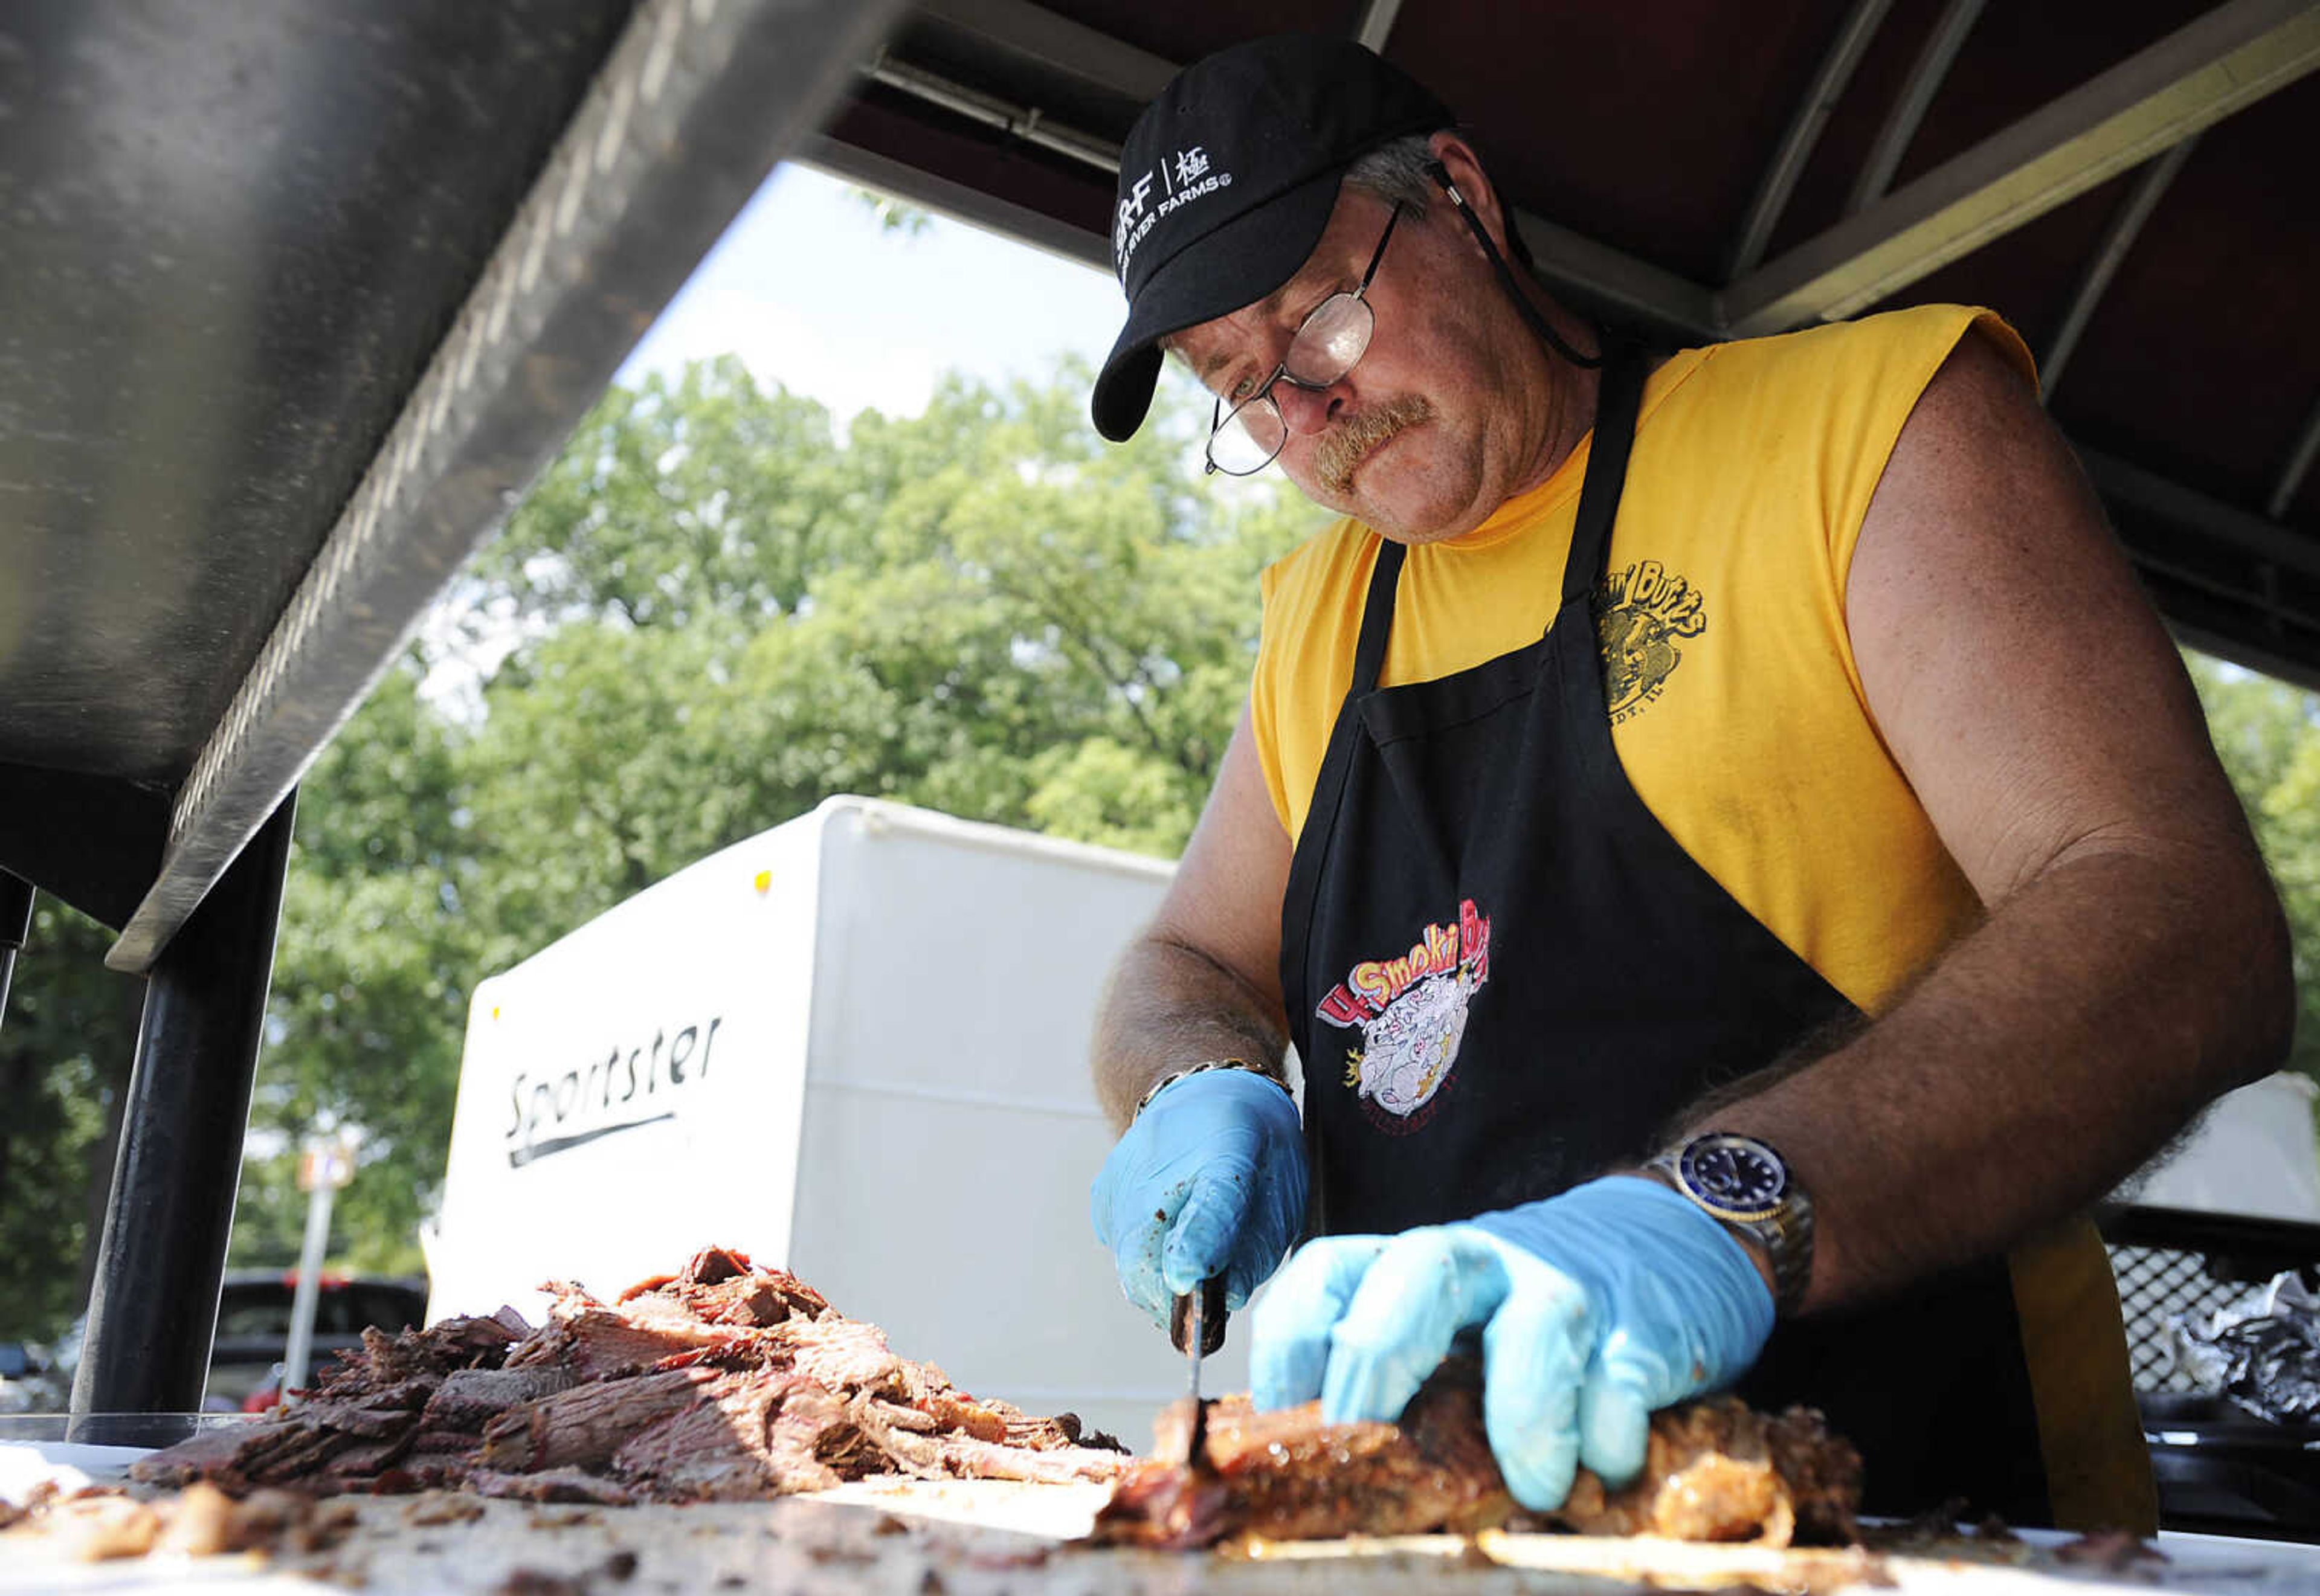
[0,1339,69,1413]
[18,1272,429,1414]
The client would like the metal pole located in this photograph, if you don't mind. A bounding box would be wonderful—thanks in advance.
[1726,0,1898,278]
[0,872,31,1035]
[2040,135,2198,401]
[280,1179,336,1403]
[71,794,296,1417]
[1844,0,1986,217]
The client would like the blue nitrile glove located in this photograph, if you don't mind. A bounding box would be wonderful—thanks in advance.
[1249,1175,1773,1513]
[1089,1069,1308,1330]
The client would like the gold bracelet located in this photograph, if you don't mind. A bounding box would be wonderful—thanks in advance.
[1133,1058,1290,1118]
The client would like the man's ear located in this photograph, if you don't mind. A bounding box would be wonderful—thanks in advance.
[1428,132,1510,259]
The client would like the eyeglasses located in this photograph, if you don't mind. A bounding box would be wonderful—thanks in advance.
[1204,202,1405,477]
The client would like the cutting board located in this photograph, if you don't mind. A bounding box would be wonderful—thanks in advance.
[8,1474,2320,1594]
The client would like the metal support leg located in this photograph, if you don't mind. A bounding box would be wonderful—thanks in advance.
[71,794,295,1415]
[0,872,31,1032]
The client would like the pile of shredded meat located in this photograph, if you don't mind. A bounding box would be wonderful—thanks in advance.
[1092,1363,1861,1550]
[130,1246,1127,1505]
[121,1247,1859,1555]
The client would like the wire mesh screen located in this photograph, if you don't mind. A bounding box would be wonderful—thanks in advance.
[2101,1208,2320,1394]
[2107,1243,2255,1392]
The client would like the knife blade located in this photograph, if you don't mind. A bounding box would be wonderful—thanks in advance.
[1170,1276,1227,1470]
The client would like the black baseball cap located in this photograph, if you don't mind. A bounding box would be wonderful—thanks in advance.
[1089,36,1451,443]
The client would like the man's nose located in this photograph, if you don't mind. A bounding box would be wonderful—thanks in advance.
[1274,381,1343,436]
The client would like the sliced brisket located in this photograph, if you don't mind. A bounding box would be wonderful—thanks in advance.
[1091,1366,1860,1550]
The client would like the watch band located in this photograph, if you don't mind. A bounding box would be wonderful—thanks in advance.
[1133,1057,1290,1117]
[1644,1132,1816,1316]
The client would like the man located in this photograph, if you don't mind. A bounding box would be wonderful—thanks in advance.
[1084,35,2290,1531]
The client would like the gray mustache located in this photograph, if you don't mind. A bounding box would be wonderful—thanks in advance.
[1316,396,1434,497]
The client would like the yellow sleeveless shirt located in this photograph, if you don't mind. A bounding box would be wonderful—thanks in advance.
[1251,304,2154,1531]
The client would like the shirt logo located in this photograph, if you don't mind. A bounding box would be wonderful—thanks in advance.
[1595,560,1707,724]
[1315,899,1491,1133]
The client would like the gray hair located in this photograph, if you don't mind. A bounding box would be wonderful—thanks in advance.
[1342,133,1443,214]
[1352,130,1541,274]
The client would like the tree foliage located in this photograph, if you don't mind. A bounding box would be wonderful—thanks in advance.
[0,904,141,1340]
[2186,655,2320,1081]
[845,186,934,238]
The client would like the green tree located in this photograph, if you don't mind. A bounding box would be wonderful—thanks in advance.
[2187,654,2320,1083]
[243,660,477,1273]
[0,903,143,1342]
[846,186,933,237]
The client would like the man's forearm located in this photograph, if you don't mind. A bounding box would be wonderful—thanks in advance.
[1694,837,2291,1313]
[1092,933,1291,1131]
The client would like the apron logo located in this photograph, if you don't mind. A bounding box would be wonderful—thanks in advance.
[1316,899,1491,1132]
[1594,559,1707,724]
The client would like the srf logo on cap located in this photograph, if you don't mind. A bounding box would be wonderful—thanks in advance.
[1115,145,1236,282]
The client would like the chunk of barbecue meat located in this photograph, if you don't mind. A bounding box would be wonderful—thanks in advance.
[618,1246,831,1326]
[1091,1366,1859,1550]
[1092,1385,1509,1549]
[1555,1397,1860,1544]
[509,1293,753,1379]
[317,1315,523,1394]
[845,1392,1127,1487]
[790,1316,906,1392]
[610,1372,852,1499]
[128,1423,271,1493]
[422,1366,582,1432]
[478,1368,721,1472]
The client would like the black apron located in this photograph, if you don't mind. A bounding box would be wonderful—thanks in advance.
[1278,348,2058,1524]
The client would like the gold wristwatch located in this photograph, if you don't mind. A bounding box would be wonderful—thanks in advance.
[1644,1131,1815,1316]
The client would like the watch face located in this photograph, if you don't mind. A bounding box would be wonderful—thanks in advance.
[1678,1134,1787,1217]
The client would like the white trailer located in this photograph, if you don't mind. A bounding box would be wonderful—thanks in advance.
[2125,1071,2320,1223]
[427,796,1236,1446]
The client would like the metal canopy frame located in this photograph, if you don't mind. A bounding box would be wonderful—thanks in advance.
[2038,134,2199,396]
[1719,0,2320,335]
[1727,0,1900,279]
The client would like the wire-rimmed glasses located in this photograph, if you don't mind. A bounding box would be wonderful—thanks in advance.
[1204,202,1405,477]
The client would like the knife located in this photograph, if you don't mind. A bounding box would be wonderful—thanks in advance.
[1170,1276,1227,1470]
